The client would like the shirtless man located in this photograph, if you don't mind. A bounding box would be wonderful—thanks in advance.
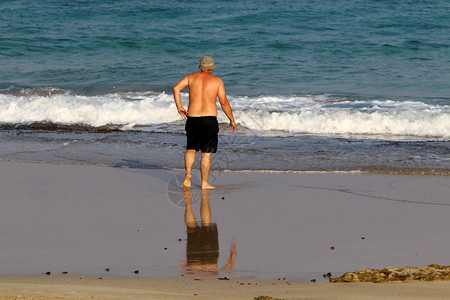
[173,56,236,190]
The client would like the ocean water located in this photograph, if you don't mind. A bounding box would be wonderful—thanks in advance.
[0,0,449,173]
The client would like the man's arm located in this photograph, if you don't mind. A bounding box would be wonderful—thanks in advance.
[173,76,189,119]
[218,79,237,133]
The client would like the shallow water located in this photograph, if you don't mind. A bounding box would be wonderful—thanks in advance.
[0,130,448,174]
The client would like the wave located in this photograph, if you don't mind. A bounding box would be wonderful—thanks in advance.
[0,89,177,127]
[236,108,449,138]
[0,89,448,139]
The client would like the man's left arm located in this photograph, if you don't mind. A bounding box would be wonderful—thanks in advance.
[218,79,236,133]
[173,76,189,119]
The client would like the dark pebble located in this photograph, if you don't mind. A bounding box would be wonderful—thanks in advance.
[361,237,365,240]
[330,246,335,250]
[310,279,316,283]
[221,197,225,200]
[45,272,51,275]
[218,277,229,280]
[105,268,110,272]
[134,270,139,274]
[327,272,332,277]
[178,239,182,242]
[164,247,168,250]
[62,271,68,275]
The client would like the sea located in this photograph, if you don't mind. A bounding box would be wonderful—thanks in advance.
[0,0,449,174]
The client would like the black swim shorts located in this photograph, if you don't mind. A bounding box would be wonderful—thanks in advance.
[185,116,219,153]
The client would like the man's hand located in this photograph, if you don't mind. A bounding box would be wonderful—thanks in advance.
[229,120,237,133]
[177,106,189,119]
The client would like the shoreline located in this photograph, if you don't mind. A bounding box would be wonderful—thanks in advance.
[0,158,448,176]
[1,127,447,174]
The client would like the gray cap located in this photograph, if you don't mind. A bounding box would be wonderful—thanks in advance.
[199,56,215,70]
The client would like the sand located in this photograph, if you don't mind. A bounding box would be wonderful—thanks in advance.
[0,160,449,299]
[1,276,450,300]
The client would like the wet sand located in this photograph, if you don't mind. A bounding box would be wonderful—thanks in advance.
[2,276,450,300]
[0,160,449,298]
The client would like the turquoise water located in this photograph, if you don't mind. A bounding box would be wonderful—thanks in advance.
[1,0,449,98]
[0,1,448,172]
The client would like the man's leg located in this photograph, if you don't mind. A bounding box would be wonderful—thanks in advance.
[200,152,216,189]
[183,149,196,188]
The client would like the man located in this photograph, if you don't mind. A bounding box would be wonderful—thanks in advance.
[173,56,236,190]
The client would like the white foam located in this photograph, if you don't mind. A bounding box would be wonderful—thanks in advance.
[0,91,181,127]
[0,91,448,138]
[234,109,449,137]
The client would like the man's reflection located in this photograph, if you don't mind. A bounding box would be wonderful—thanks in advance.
[180,189,236,276]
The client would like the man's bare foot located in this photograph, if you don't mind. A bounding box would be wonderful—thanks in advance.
[201,183,216,190]
[183,174,192,189]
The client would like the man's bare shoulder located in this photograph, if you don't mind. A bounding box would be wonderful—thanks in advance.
[212,74,223,81]
[182,72,200,84]
[185,72,199,79]
[206,74,223,83]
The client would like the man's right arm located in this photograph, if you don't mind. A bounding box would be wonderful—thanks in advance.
[173,75,189,119]
[218,79,237,133]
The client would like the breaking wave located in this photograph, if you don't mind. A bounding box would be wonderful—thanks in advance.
[0,89,448,139]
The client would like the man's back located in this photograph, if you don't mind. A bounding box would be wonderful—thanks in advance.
[172,56,236,189]
[185,72,221,117]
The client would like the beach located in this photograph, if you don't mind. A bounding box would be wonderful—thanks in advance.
[1,1,449,298]
[1,160,449,299]
[2,276,450,300]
